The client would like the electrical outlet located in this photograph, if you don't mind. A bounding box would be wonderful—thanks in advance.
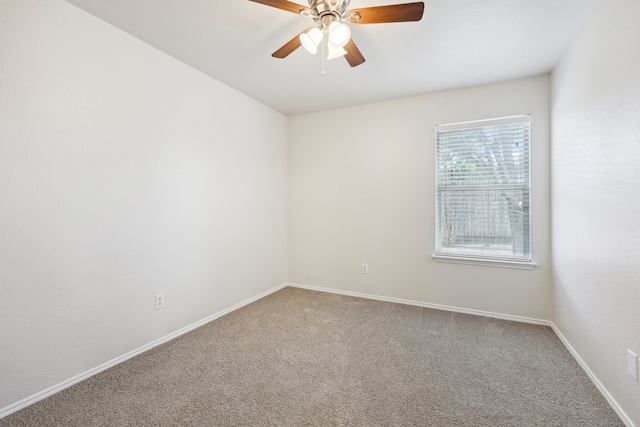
[155,293,165,310]
[627,349,638,381]
[362,263,368,274]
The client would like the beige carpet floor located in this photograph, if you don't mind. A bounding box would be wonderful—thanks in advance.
[0,287,624,426]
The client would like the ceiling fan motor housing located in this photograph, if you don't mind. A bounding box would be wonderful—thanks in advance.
[306,0,351,24]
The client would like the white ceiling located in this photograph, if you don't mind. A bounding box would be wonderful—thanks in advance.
[64,0,596,116]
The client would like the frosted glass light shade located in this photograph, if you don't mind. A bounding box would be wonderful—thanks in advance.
[327,44,347,59]
[328,22,351,48]
[300,28,323,54]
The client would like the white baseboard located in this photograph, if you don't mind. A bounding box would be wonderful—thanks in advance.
[550,324,635,427]
[287,282,551,326]
[0,283,287,420]
[287,282,633,427]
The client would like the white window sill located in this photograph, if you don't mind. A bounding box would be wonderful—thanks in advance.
[432,254,537,270]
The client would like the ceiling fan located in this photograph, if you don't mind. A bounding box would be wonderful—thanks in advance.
[248,0,425,67]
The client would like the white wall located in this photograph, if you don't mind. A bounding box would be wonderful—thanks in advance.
[0,0,287,412]
[551,1,640,424]
[288,75,551,320]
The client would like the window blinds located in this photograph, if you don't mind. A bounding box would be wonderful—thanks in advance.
[435,116,531,261]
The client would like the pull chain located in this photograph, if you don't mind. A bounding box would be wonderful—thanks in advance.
[321,35,326,76]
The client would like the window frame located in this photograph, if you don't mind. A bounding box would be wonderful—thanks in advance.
[432,115,536,270]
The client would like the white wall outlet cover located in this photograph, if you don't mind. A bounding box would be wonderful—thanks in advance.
[627,349,638,381]
[362,264,368,274]
[155,293,165,310]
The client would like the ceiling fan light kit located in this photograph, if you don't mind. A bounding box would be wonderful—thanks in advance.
[249,0,425,68]
[300,21,351,59]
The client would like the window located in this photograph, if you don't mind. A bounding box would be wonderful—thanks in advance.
[434,115,533,268]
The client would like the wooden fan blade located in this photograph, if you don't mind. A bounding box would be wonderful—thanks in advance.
[344,39,365,67]
[248,0,307,14]
[350,2,424,24]
[272,28,312,58]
